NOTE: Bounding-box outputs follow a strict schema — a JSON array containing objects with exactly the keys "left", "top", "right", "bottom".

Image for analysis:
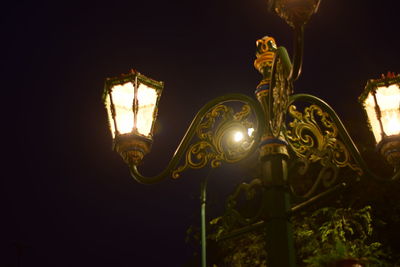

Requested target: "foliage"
[
  {"left": 214, "top": 232, "right": 267, "bottom": 267},
  {"left": 207, "top": 217, "right": 267, "bottom": 266},
  {"left": 293, "top": 206, "right": 390, "bottom": 266},
  {"left": 206, "top": 205, "right": 393, "bottom": 266},
  {"left": 188, "top": 161, "right": 400, "bottom": 266}
]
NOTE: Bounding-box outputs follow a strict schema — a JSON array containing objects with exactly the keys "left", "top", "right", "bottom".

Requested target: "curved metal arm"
[
  {"left": 130, "top": 93, "right": 266, "bottom": 184},
  {"left": 289, "top": 26, "right": 304, "bottom": 82},
  {"left": 287, "top": 93, "right": 400, "bottom": 183}
]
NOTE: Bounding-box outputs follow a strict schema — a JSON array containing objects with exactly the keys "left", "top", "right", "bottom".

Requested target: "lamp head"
[
  {"left": 103, "top": 69, "right": 164, "bottom": 165},
  {"left": 360, "top": 72, "right": 400, "bottom": 166},
  {"left": 268, "top": 0, "right": 321, "bottom": 28}
]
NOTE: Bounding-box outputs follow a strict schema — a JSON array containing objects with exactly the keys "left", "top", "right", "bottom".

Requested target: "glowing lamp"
[
  {"left": 360, "top": 73, "right": 400, "bottom": 165},
  {"left": 103, "top": 69, "right": 164, "bottom": 165},
  {"left": 268, "top": 0, "right": 321, "bottom": 28}
]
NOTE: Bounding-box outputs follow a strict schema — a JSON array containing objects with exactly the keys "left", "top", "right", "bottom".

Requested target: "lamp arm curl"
[
  {"left": 130, "top": 93, "right": 266, "bottom": 184},
  {"left": 287, "top": 93, "right": 400, "bottom": 183},
  {"left": 289, "top": 26, "right": 304, "bottom": 82}
]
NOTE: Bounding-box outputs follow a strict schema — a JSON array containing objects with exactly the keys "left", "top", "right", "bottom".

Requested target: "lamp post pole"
[
  {"left": 200, "top": 176, "right": 208, "bottom": 267},
  {"left": 261, "top": 151, "right": 296, "bottom": 267},
  {"left": 254, "top": 31, "right": 298, "bottom": 266}
]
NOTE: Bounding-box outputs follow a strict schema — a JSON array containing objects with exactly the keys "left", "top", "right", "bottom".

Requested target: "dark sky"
[{"left": 2, "top": 1, "right": 400, "bottom": 266}]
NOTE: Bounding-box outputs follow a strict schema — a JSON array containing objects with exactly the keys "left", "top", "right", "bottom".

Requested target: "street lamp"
[
  {"left": 103, "top": 69, "right": 164, "bottom": 166},
  {"left": 102, "top": 1, "right": 399, "bottom": 267},
  {"left": 360, "top": 73, "right": 400, "bottom": 166},
  {"left": 268, "top": 0, "right": 321, "bottom": 28}
]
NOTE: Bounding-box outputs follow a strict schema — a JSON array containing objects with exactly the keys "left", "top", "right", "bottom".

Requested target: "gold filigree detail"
[
  {"left": 269, "top": 55, "right": 292, "bottom": 137},
  {"left": 286, "top": 104, "right": 362, "bottom": 175},
  {"left": 255, "top": 89, "right": 269, "bottom": 99},
  {"left": 380, "top": 140, "right": 400, "bottom": 166},
  {"left": 114, "top": 135, "right": 151, "bottom": 166},
  {"left": 254, "top": 36, "right": 277, "bottom": 89},
  {"left": 254, "top": 52, "right": 275, "bottom": 73},
  {"left": 259, "top": 142, "right": 289, "bottom": 158},
  {"left": 254, "top": 37, "right": 277, "bottom": 72},
  {"left": 172, "top": 104, "right": 256, "bottom": 178}
]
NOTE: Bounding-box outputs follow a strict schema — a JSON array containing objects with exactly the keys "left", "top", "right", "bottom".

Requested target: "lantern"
[
  {"left": 268, "top": 0, "right": 321, "bottom": 28},
  {"left": 103, "top": 69, "right": 164, "bottom": 165},
  {"left": 360, "top": 73, "right": 400, "bottom": 165}
]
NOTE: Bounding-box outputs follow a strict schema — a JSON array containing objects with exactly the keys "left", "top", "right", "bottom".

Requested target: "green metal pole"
[
  {"left": 254, "top": 34, "right": 297, "bottom": 267},
  {"left": 260, "top": 150, "right": 296, "bottom": 267},
  {"left": 200, "top": 176, "right": 208, "bottom": 267}
]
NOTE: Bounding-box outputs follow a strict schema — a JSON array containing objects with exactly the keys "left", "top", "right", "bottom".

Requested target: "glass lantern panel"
[
  {"left": 105, "top": 94, "right": 116, "bottom": 138},
  {"left": 110, "top": 82, "right": 135, "bottom": 135},
  {"left": 364, "top": 92, "right": 383, "bottom": 143},
  {"left": 136, "top": 83, "right": 158, "bottom": 137},
  {"left": 376, "top": 83, "right": 400, "bottom": 137}
]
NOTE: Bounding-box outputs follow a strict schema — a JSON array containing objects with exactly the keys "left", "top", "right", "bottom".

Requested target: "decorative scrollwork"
[
  {"left": 219, "top": 178, "right": 265, "bottom": 230},
  {"left": 285, "top": 102, "right": 363, "bottom": 198},
  {"left": 128, "top": 93, "right": 264, "bottom": 184},
  {"left": 270, "top": 53, "right": 292, "bottom": 137},
  {"left": 172, "top": 103, "right": 257, "bottom": 178}
]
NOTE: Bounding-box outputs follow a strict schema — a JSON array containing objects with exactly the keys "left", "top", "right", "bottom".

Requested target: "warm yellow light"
[
  {"left": 384, "top": 110, "right": 400, "bottom": 135},
  {"left": 233, "top": 131, "right": 244, "bottom": 142},
  {"left": 365, "top": 84, "right": 400, "bottom": 143},
  {"left": 110, "top": 82, "right": 135, "bottom": 135},
  {"left": 377, "top": 84, "right": 400, "bottom": 136},
  {"left": 232, "top": 128, "right": 254, "bottom": 143},
  {"left": 105, "top": 94, "right": 116, "bottom": 137},
  {"left": 136, "top": 83, "right": 158, "bottom": 137},
  {"left": 365, "top": 93, "right": 382, "bottom": 143},
  {"left": 248, "top": 128, "right": 255, "bottom": 137}
]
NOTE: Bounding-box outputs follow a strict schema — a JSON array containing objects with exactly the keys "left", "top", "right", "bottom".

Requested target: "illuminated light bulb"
[
  {"left": 233, "top": 131, "right": 245, "bottom": 143},
  {"left": 248, "top": 128, "right": 255, "bottom": 137},
  {"left": 110, "top": 82, "right": 135, "bottom": 135},
  {"left": 383, "top": 110, "right": 400, "bottom": 136},
  {"left": 364, "top": 83, "right": 400, "bottom": 143},
  {"left": 136, "top": 83, "right": 158, "bottom": 136}
]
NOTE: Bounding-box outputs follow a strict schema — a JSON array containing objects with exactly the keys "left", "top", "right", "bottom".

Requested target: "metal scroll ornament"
[
  {"left": 223, "top": 178, "right": 265, "bottom": 227},
  {"left": 270, "top": 53, "right": 292, "bottom": 137},
  {"left": 284, "top": 103, "right": 363, "bottom": 197},
  {"left": 172, "top": 104, "right": 256, "bottom": 178}
]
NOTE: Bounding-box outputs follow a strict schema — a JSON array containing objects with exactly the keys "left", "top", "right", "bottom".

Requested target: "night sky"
[{"left": 2, "top": 1, "right": 400, "bottom": 266}]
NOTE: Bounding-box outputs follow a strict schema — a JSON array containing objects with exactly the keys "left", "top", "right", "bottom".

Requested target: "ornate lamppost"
[{"left": 103, "top": 1, "right": 400, "bottom": 266}]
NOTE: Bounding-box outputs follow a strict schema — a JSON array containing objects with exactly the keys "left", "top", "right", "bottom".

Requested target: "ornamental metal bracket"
[
  {"left": 284, "top": 93, "right": 400, "bottom": 199},
  {"left": 129, "top": 93, "right": 266, "bottom": 184},
  {"left": 172, "top": 103, "right": 256, "bottom": 178}
]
